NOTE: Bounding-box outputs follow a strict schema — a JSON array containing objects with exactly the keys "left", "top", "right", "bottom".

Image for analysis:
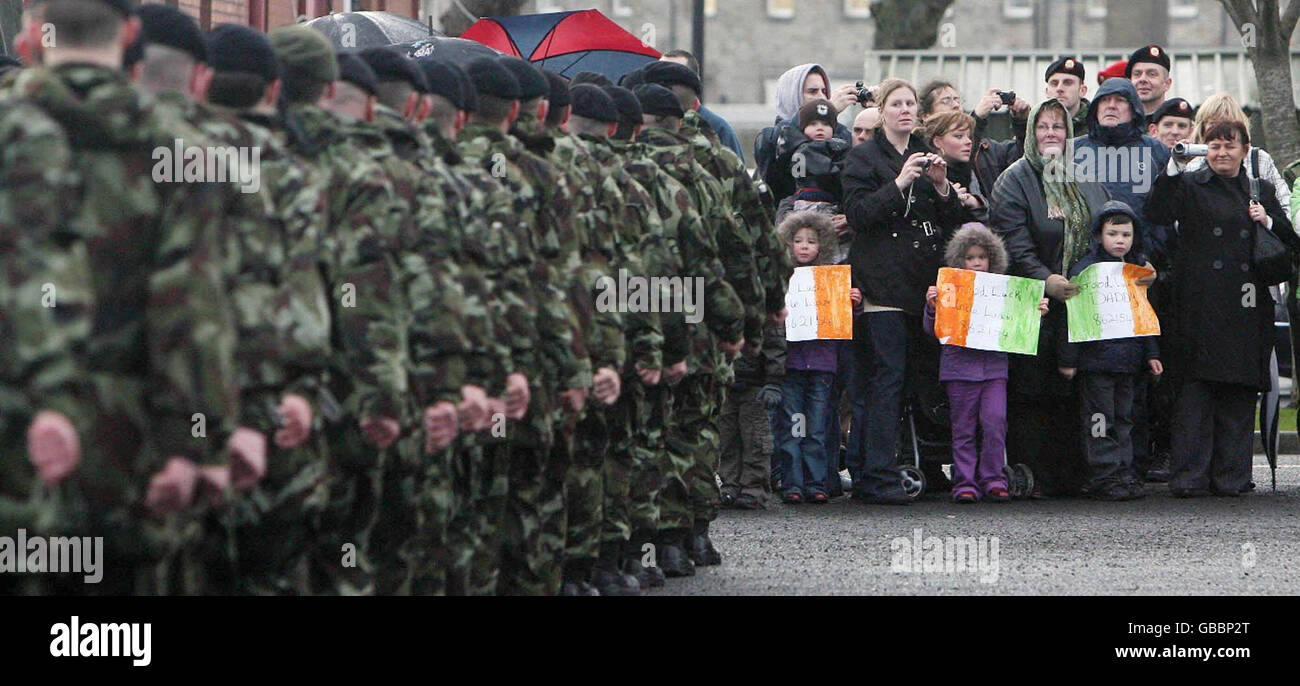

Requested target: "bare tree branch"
[{"left": 1282, "top": 0, "right": 1300, "bottom": 38}]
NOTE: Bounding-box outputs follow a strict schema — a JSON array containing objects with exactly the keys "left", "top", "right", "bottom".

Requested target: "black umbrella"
[
  {"left": 1260, "top": 348, "right": 1281, "bottom": 492},
  {"left": 402, "top": 37, "right": 501, "bottom": 67},
  {"left": 303, "top": 11, "right": 439, "bottom": 50}
]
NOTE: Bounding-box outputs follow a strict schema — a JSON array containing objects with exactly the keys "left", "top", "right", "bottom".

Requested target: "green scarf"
[{"left": 1024, "top": 99, "right": 1093, "bottom": 271}]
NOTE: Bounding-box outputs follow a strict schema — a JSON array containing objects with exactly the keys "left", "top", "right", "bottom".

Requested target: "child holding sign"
[
  {"left": 925, "top": 224, "right": 1049, "bottom": 503},
  {"left": 1058, "top": 201, "right": 1163, "bottom": 501},
  {"left": 775, "top": 212, "right": 859, "bottom": 504}
]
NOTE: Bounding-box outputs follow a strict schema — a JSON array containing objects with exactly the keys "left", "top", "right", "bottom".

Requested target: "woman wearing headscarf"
[{"left": 988, "top": 98, "right": 1110, "bottom": 497}]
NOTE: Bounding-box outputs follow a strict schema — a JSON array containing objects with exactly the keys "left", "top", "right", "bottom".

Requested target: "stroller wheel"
[
  {"left": 1005, "top": 463, "right": 1034, "bottom": 499},
  {"left": 899, "top": 466, "right": 926, "bottom": 500}
]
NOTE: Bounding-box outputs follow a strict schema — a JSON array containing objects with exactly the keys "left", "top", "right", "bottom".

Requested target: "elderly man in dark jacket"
[{"left": 1147, "top": 120, "right": 1300, "bottom": 497}]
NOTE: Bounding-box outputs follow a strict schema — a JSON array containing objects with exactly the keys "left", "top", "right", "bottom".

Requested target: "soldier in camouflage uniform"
[
  {"left": 634, "top": 83, "right": 748, "bottom": 576},
  {"left": 347, "top": 48, "right": 509, "bottom": 596},
  {"left": 270, "top": 26, "right": 414, "bottom": 595},
  {"left": 459, "top": 57, "right": 597, "bottom": 595},
  {"left": 200, "top": 23, "right": 338, "bottom": 595},
  {"left": 642, "top": 64, "right": 792, "bottom": 566},
  {"left": 4, "top": 0, "right": 254, "bottom": 595}
]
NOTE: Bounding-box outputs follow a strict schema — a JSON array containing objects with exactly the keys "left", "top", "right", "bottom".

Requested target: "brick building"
[{"left": 139, "top": 0, "right": 423, "bottom": 31}]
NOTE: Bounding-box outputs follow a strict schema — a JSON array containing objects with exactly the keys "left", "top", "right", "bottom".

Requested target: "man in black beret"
[
  {"left": 359, "top": 47, "right": 429, "bottom": 123},
  {"left": 572, "top": 70, "right": 613, "bottom": 87},
  {"left": 642, "top": 59, "right": 702, "bottom": 98},
  {"left": 635, "top": 83, "right": 685, "bottom": 122},
  {"left": 1126, "top": 44, "right": 1173, "bottom": 122},
  {"left": 542, "top": 69, "right": 571, "bottom": 130},
  {"left": 497, "top": 56, "right": 553, "bottom": 145},
  {"left": 1146, "top": 97, "right": 1194, "bottom": 150},
  {"left": 1045, "top": 56, "right": 1089, "bottom": 132},
  {"left": 603, "top": 84, "right": 642, "bottom": 141}
]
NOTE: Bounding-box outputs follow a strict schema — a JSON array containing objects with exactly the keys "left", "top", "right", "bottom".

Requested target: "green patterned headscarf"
[{"left": 1024, "top": 99, "right": 1093, "bottom": 271}]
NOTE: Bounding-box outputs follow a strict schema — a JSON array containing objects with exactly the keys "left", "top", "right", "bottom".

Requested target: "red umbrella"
[{"left": 461, "top": 9, "right": 661, "bottom": 82}]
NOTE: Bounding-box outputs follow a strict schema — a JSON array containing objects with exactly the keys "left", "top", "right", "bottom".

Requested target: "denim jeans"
[
  {"left": 822, "top": 341, "right": 854, "bottom": 494},
  {"left": 777, "top": 370, "right": 835, "bottom": 496},
  {"left": 847, "top": 310, "right": 911, "bottom": 499}
]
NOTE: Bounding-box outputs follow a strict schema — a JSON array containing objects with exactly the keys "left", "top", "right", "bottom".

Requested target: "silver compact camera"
[{"left": 1173, "top": 142, "right": 1208, "bottom": 157}]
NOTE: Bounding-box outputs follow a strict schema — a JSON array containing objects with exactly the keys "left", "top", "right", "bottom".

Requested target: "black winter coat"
[
  {"left": 841, "top": 131, "right": 966, "bottom": 315},
  {"left": 1146, "top": 164, "right": 1300, "bottom": 390}
]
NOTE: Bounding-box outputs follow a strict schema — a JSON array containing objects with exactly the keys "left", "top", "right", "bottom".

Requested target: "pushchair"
[{"left": 894, "top": 386, "right": 1035, "bottom": 501}]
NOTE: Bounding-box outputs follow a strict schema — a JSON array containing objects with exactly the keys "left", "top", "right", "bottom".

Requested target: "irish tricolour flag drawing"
[
  {"left": 1066, "top": 262, "right": 1160, "bottom": 343},
  {"left": 933, "top": 268, "right": 1045, "bottom": 355},
  {"left": 784, "top": 265, "right": 853, "bottom": 342}
]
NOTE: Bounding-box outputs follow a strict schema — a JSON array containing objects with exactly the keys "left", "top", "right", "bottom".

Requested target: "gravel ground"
[{"left": 649, "top": 457, "right": 1300, "bottom": 595}]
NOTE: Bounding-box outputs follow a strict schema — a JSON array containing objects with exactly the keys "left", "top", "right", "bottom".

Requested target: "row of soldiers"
[{"left": 0, "top": 0, "right": 790, "bottom": 596}]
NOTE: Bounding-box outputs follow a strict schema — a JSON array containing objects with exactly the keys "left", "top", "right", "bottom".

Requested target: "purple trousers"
[{"left": 946, "top": 379, "right": 1009, "bottom": 496}]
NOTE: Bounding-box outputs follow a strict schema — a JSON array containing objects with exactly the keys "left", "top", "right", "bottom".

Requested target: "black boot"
[
  {"left": 654, "top": 529, "right": 695, "bottom": 578},
  {"left": 561, "top": 559, "right": 600, "bottom": 596},
  {"left": 689, "top": 520, "right": 722, "bottom": 566},
  {"left": 592, "top": 541, "right": 641, "bottom": 596}
]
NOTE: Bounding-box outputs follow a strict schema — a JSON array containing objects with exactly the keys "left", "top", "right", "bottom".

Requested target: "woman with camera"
[
  {"left": 1148, "top": 120, "right": 1299, "bottom": 497},
  {"left": 988, "top": 98, "right": 1111, "bottom": 498},
  {"left": 841, "top": 78, "right": 967, "bottom": 504}
]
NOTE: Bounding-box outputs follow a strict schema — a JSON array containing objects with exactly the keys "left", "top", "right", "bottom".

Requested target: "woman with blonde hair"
[{"left": 1186, "top": 92, "right": 1289, "bottom": 208}]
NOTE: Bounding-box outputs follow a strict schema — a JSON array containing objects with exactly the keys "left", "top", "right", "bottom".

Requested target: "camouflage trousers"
[
  {"left": 497, "top": 411, "right": 556, "bottom": 596},
  {"left": 535, "top": 416, "right": 577, "bottom": 594},
  {"left": 718, "top": 385, "right": 774, "bottom": 503},
  {"left": 447, "top": 439, "right": 508, "bottom": 596},
  {"left": 311, "top": 423, "right": 387, "bottom": 595},
  {"left": 614, "top": 380, "right": 669, "bottom": 542},
  {"left": 659, "top": 373, "right": 722, "bottom": 531},
  {"left": 565, "top": 404, "right": 611, "bottom": 571}
]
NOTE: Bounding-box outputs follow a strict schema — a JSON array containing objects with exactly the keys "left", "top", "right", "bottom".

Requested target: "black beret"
[
  {"left": 83, "top": 0, "right": 134, "bottom": 17},
  {"left": 619, "top": 68, "right": 646, "bottom": 89},
  {"left": 466, "top": 57, "right": 521, "bottom": 100},
  {"left": 642, "top": 60, "right": 701, "bottom": 95},
  {"left": 634, "top": 84, "right": 684, "bottom": 119},
  {"left": 453, "top": 64, "right": 478, "bottom": 112},
  {"left": 497, "top": 56, "right": 548, "bottom": 100},
  {"left": 336, "top": 52, "right": 378, "bottom": 96},
  {"left": 137, "top": 3, "right": 207, "bottom": 62},
  {"left": 1044, "top": 56, "right": 1085, "bottom": 82},
  {"left": 1150, "top": 97, "right": 1194, "bottom": 124},
  {"left": 207, "top": 24, "right": 278, "bottom": 82},
  {"left": 543, "top": 70, "right": 570, "bottom": 108},
  {"left": 360, "top": 47, "right": 428, "bottom": 93},
  {"left": 569, "top": 84, "right": 618, "bottom": 123},
  {"left": 419, "top": 59, "right": 467, "bottom": 110},
  {"left": 572, "top": 71, "right": 613, "bottom": 87},
  {"left": 603, "top": 85, "right": 642, "bottom": 126},
  {"left": 1125, "top": 45, "right": 1171, "bottom": 77}
]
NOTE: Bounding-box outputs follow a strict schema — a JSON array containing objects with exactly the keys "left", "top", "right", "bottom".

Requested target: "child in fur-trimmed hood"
[
  {"left": 924, "top": 223, "right": 1049, "bottom": 502},
  {"left": 772, "top": 212, "right": 857, "bottom": 503}
]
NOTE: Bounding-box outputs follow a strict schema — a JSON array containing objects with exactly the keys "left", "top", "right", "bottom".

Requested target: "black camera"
[
  {"left": 997, "top": 90, "right": 1016, "bottom": 106},
  {"left": 919, "top": 157, "right": 933, "bottom": 171},
  {"left": 855, "top": 81, "right": 874, "bottom": 106}
]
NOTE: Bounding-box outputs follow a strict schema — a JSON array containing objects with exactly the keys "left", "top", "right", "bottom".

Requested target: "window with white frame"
[
  {"left": 705, "top": 0, "right": 717, "bottom": 17},
  {"left": 611, "top": 0, "right": 633, "bottom": 18},
  {"left": 1169, "top": 0, "right": 1198, "bottom": 19},
  {"left": 768, "top": 0, "right": 794, "bottom": 20},
  {"left": 1003, "top": 0, "right": 1033, "bottom": 20}
]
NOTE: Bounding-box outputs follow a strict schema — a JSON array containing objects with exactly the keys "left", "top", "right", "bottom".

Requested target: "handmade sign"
[
  {"left": 1066, "top": 262, "right": 1160, "bottom": 343},
  {"left": 784, "top": 265, "right": 853, "bottom": 341},
  {"left": 933, "top": 267, "right": 1045, "bottom": 355}
]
